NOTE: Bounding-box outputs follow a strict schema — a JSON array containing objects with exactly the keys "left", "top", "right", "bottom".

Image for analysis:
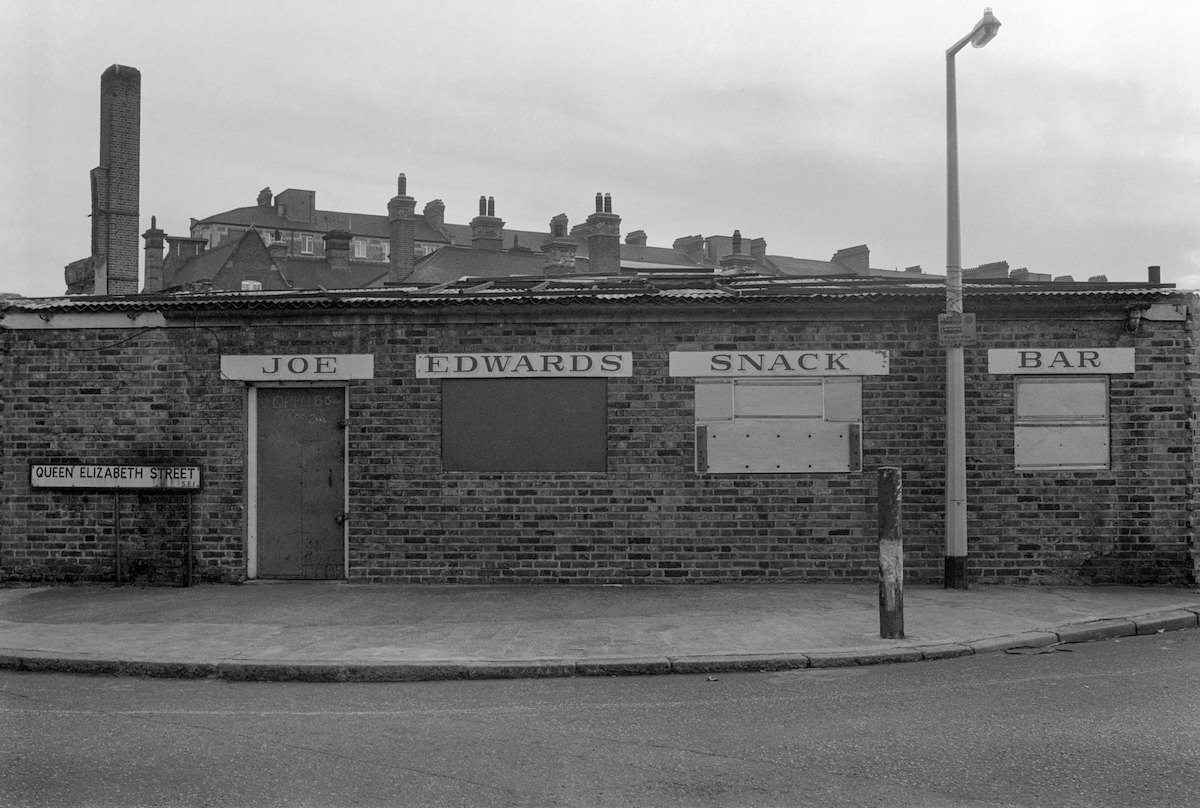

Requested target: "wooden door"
[{"left": 256, "top": 387, "right": 345, "bottom": 578}]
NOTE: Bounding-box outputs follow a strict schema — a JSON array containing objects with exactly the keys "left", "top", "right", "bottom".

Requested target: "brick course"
[{"left": 2, "top": 294, "right": 1196, "bottom": 586}]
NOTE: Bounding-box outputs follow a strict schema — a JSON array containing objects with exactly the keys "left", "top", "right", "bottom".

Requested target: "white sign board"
[
  {"left": 987, "top": 348, "right": 1135, "bottom": 374},
  {"left": 669, "top": 350, "right": 890, "bottom": 377},
  {"left": 416, "top": 352, "right": 633, "bottom": 378},
  {"left": 30, "top": 465, "right": 201, "bottom": 490},
  {"left": 221, "top": 354, "right": 374, "bottom": 381}
]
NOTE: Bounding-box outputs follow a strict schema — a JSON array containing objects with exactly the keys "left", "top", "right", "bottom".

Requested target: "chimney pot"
[
  {"left": 479, "top": 196, "right": 487, "bottom": 216},
  {"left": 397, "top": 173, "right": 406, "bottom": 195},
  {"left": 1148, "top": 265, "right": 1161, "bottom": 284}
]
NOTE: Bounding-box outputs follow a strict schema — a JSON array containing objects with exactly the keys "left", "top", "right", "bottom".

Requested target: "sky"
[{"left": 2, "top": 0, "right": 1197, "bottom": 297}]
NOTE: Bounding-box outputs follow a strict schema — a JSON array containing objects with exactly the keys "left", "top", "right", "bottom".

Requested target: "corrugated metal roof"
[{"left": 2, "top": 274, "right": 1180, "bottom": 316}]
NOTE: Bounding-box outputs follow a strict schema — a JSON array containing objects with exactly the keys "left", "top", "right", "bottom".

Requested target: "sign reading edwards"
[
  {"left": 669, "top": 350, "right": 890, "bottom": 377},
  {"left": 988, "top": 348, "right": 1135, "bottom": 374},
  {"left": 416, "top": 352, "right": 633, "bottom": 378},
  {"left": 31, "top": 465, "right": 201, "bottom": 490},
  {"left": 221, "top": 354, "right": 375, "bottom": 381}
]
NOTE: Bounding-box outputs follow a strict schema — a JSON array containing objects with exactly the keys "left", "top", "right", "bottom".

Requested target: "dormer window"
[{"left": 301, "top": 234, "right": 314, "bottom": 255}]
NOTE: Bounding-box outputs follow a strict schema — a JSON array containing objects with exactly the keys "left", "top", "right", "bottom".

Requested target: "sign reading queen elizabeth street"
[{"left": 31, "top": 465, "right": 200, "bottom": 490}]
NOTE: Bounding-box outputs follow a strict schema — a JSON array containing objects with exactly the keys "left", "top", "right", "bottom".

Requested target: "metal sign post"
[{"left": 30, "top": 465, "right": 201, "bottom": 587}]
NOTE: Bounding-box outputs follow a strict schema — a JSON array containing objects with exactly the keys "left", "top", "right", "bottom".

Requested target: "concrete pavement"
[{"left": 1, "top": 582, "right": 1197, "bottom": 682}]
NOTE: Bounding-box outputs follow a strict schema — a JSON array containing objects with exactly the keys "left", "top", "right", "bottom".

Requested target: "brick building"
[
  {"left": 3, "top": 273, "right": 1196, "bottom": 587},
  {"left": 149, "top": 179, "right": 899, "bottom": 293}
]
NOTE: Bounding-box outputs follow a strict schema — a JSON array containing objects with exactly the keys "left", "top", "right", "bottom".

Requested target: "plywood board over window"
[
  {"left": 442, "top": 378, "right": 607, "bottom": 471},
  {"left": 694, "top": 378, "right": 862, "bottom": 473},
  {"left": 1014, "top": 376, "right": 1109, "bottom": 471}
]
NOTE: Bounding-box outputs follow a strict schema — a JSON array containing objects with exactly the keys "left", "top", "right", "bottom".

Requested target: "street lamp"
[{"left": 944, "top": 7, "right": 1000, "bottom": 590}]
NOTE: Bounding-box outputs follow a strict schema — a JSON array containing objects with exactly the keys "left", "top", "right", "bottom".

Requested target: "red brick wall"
[{"left": 1, "top": 297, "right": 1195, "bottom": 586}]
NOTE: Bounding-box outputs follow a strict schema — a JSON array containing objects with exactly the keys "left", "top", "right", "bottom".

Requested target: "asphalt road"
[{"left": 2, "top": 629, "right": 1197, "bottom": 807}]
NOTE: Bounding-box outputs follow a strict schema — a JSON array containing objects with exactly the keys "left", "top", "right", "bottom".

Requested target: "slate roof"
[
  {"left": 763, "top": 255, "right": 851, "bottom": 277},
  {"left": 164, "top": 230, "right": 390, "bottom": 292},
  {"left": 276, "top": 258, "right": 392, "bottom": 290},
  {"left": 407, "top": 246, "right": 560, "bottom": 285},
  {"left": 168, "top": 239, "right": 241, "bottom": 286},
  {"left": 197, "top": 206, "right": 448, "bottom": 244}
]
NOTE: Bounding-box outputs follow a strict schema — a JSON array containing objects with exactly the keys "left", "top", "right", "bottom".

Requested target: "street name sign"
[{"left": 30, "top": 465, "right": 201, "bottom": 490}]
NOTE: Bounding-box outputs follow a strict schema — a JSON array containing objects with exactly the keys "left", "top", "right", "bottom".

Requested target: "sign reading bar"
[
  {"left": 669, "top": 350, "right": 890, "bottom": 377},
  {"left": 416, "top": 352, "right": 633, "bottom": 378},
  {"left": 30, "top": 465, "right": 201, "bottom": 490},
  {"left": 988, "top": 348, "right": 1135, "bottom": 374},
  {"left": 221, "top": 354, "right": 375, "bottom": 381}
]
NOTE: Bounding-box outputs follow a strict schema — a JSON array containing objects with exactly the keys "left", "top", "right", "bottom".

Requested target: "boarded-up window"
[
  {"left": 1014, "top": 376, "right": 1109, "bottom": 471},
  {"left": 695, "top": 378, "right": 862, "bottom": 473},
  {"left": 442, "top": 379, "right": 607, "bottom": 471}
]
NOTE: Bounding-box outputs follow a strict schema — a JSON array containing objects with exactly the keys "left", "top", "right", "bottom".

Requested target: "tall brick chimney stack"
[
  {"left": 142, "top": 215, "right": 165, "bottom": 292},
  {"left": 65, "top": 65, "right": 142, "bottom": 294},
  {"left": 586, "top": 193, "right": 621, "bottom": 275},
  {"left": 470, "top": 196, "right": 505, "bottom": 251},
  {"left": 387, "top": 173, "right": 416, "bottom": 282},
  {"left": 94, "top": 65, "right": 141, "bottom": 294}
]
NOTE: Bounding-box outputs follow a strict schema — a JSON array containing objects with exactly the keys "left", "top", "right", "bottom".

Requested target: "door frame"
[{"left": 245, "top": 382, "right": 349, "bottom": 579}]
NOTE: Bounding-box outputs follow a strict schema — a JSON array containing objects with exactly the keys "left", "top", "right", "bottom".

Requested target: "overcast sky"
[{"left": 2, "top": 0, "right": 1197, "bottom": 297}]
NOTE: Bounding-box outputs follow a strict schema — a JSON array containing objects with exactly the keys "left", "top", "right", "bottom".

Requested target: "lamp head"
[{"left": 971, "top": 7, "right": 1001, "bottom": 47}]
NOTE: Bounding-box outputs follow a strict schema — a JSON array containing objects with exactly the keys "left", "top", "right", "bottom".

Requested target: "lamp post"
[{"left": 944, "top": 7, "right": 1000, "bottom": 589}]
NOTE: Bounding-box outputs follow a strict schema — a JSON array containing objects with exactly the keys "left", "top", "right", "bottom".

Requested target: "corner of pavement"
[{"left": 0, "top": 583, "right": 1197, "bottom": 683}]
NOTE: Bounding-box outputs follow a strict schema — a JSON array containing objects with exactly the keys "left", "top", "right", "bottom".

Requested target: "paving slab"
[{"left": 0, "top": 582, "right": 1197, "bottom": 682}]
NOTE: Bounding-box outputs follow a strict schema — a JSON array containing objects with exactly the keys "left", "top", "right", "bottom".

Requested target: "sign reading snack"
[
  {"left": 31, "top": 465, "right": 201, "bottom": 490},
  {"left": 221, "top": 354, "right": 374, "bottom": 381},
  {"left": 417, "top": 352, "right": 633, "bottom": 378},
  {"left": 987, "top": 348, "right": 1135, "bottom": 374},
  {"left": 669, "top": 350, "right": 889, "bottom": 377}
]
